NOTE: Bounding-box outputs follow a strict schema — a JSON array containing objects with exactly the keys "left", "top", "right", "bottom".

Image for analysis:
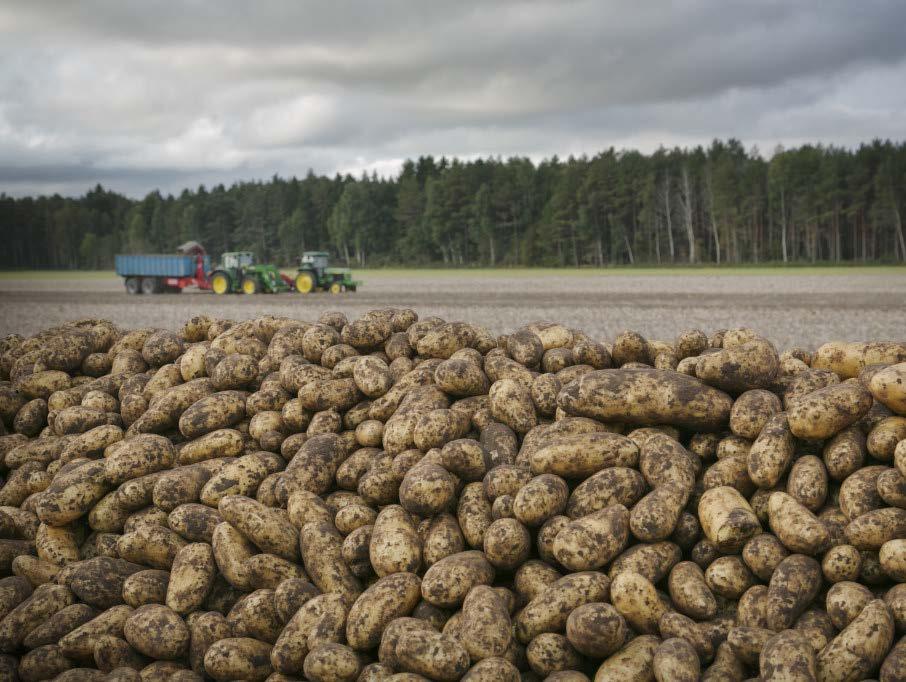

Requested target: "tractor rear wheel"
[
  {"left": 241, "top": 276, "right": 259, "bottom": 295},
  {"left": 295, "top": 272, "right": 315, "bottom": 294},
  {"left": 140, "top": 277, "right": 160, "bottom": 295},
  {"left": 211, "top": 272, "right": 231, "bottom": 295},
  {"left": 329, "top": 282, "right": 343, "bottom": 294},
  {"left": 125, "top": 278, "right": 140, "bottom": 295}
]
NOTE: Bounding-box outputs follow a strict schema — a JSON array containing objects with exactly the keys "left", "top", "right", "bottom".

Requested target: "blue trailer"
[{"left": 115, "top": 252, "right": 212, "bottom": 294}]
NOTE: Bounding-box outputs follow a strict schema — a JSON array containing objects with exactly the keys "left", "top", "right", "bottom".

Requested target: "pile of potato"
[{"left": 0, "top": 311, "right": 905, "bottom": 682}]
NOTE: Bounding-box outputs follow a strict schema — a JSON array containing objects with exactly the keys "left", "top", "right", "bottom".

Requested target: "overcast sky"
[{"left": 1, "top": 1, "right": 905, "bottom": 198}]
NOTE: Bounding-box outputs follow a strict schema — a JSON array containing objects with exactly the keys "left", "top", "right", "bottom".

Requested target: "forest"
[{"left": 1, "top": 139, "right": 904, "bottom": 269}]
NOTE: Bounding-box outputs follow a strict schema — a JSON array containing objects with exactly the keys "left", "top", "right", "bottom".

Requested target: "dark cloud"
[{"left": 1, "top": 1, "right": 905, "bottom": 197}]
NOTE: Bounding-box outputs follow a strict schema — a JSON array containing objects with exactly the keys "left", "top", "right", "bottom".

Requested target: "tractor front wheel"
[
  {"left": 241, "top": 276, "right": 259, "bottom": 295},
  {"left": 329, "top": 282, "right": 343, "bottom": 294},
  {"left": 295, "top": 272, "right": 315, "bottom": 294},
  {"left": 211, "top": 272, "right": 231, "bottom": 295}
]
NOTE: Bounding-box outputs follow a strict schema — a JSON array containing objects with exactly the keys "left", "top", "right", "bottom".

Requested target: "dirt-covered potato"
[
  {"left": 787, "top": 382, "right": 873, "bottom": 439},
  {"left": 559, "top": 368, "right": 733, "bottom": 430}
]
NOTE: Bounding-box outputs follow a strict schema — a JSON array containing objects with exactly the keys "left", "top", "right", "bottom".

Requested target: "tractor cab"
[
  {"left": 300, "top": 251, "right": 330, "bottom": 277},
  {"left": 221, "top": 251, "right": 255, "bottom": 270}
]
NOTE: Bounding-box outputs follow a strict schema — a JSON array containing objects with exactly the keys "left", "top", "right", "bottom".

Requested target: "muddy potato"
[
  {"left": 299, "top": 522, "right": 361, "bottom": 602},
  {"left": 559, "top": 368, "right": 733, "bottom": 431},
  {"left": 846, "top": 507, "right": 906, "bottom": 550},
  {"left": 609, "top": 541, "right": 682, "bottom": 585},
  {"left": 767, "top": 492, "right": 829, "bottom": 555},
  {"left": 786, "top": 455, "right": 828, "bottom": 512},
  {"left": 867, "top": 416, "right": 906, "bottom": 462},
  {"left": 178, "top": 391, "right": 247, "bottom": 439},
  {"left": 343, "top": 572, "right": 422, "bottom": 652},
  {"left": 57, "top": 604, "right": 133, "bottom": 659},
  {"left": 839, "top": 465, "right": 887, "bottom": 520},
  {"left": 652, "top": 637, "right": 699, "bottom": 682},
  {"left": 705, "top": 556, "right": 756, "bottom": 601},
  {"left": 763, "top": 554, "right": 822, "bottom": 632},
  {"left": 609, "top": 570, "right": 666, "bottom": 635},
  {"left": 18, "top": 643, "right": 75, "bottom": 680},
  {"left": 868, "top": 361, "right": 906, "bottom": 414},
  {"left": 530, "top": 431, "right": 639, "bottom": 479},
  {"left": 512, "top": 474, "right": 568, "bottom": 527},
  {"left": 421, "top": 513, "right": 465, "bottom": 566},
  {"left": 739, "top": 533, "right": 789, "bottom": 583},
  {"left": 394, "top": 628, "right": 470, "bottom": 681},
  {"left": 630, "top": 482, "right": 689, "bottom": 543},
  {"left": 121, "top": 570, "right": 169, "bottom": 609},
  {"left": 817, "top": 599, "right": 894, "bottom": 682},
  {"left": 787, "top": 382, "right": 873, "bottom": 440},
  {"left": 696, "top": 337, "right": 779, "bottom": 393},
  {"left": 121, "top": 603, "right": 189, "bottom": 661},
  {"left": 552, "top": 504, "right": 630, "bottom": 571},
  {"left": 593, "top": 634, "right": 659, "bottom": 682},
  {"left": 489, "top": 379, "right": 537, "bottom": 434},
  {"left": 747, "top": 412, "right": 795, "bottom": 488},
  {"left": 460, "top": 657, "right": 520, "bottom": 682},
  {"left": 526, "top": 631, "right": 581, "bottom": 676},
  {"left": 826, "top": 581, "right": 874, "bottom": 631},
  {"left": 166, "top": 503, "right": 221, "bottom": 544},
  {"left": 164, "top": 543, "right": 215, "bottom": 615},
  {"left": 698, "top": 485, "right": 761, "bottom": 553},
  {"left": 757, "top": 629, "right": 816, "bottom": 682},
  {"left": 515, "top": 571, "right": 610, "bottom": 644},
  {"left": 729, "top": 389, "right": 782, "bottom": 439},
  {"left": 455, "top": 584, "right": 512, "bottom": 661},
  {"left": 565, "top": 602, "right": 627, "bottom": 659},
  {"left": 668, "top": 561, "right": 717, "bottom": 620},
  {"left": 204, "top": 636, "right": 273, "bottom": 681}
]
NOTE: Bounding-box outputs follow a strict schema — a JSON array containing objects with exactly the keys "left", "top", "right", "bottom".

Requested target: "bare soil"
[{"left": 1, "top": 271, "right": 904, "bottom": 349}]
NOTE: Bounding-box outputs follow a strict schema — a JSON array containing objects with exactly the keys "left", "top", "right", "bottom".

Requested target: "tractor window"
[{"left": 237, "top": 253, "right": 254, "bottom": 267}]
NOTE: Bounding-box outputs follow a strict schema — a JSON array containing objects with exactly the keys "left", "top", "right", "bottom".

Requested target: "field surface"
[{"left": 1, "top": 268, "right": 904, "bottom": 349}]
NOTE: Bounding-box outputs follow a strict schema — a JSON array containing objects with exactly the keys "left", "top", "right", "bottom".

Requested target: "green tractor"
[
  {"left": 294, "top": 251, "right": 361, "bottom": 294},
  {"left": 209, "top": 251, "right": 292, "bottom": 295}
]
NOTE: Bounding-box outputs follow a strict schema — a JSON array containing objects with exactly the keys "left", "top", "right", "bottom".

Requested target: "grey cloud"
[{"left": 1, "top": 1, "right": 905, "bottom": 197}]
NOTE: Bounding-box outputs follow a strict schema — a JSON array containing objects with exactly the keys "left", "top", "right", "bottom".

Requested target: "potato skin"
[{"left": 593, "top": 634, "right": 659, "bottom": 682}]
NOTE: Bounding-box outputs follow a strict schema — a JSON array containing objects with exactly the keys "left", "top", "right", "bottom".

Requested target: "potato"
[
  {"left": 846, "top": 507, "right": 906, "bottom": 550},
  {"left": 817, "top": 599, "right": 894, "bottom": 682},
  {"left": 299, "top": 522, "right": 361, "bottom": 603},
  {"left": 630, "top": 482, "right": 689, "bottom": 542},
  {"left": 489, "top": 379, "right": 537, "bottom": 434},
  {"left": 730, "top": 389, "right": 782, "bottom": 439},
  {"left": 868, "top": 362, "right": 906, "bottom": 414},
  {"left": 394, "top": 629, "right": 470, "bottom": 681},
  {"left": 346, "top": 572, "right": 421, "bottom": 650},
  {"left": 559, "top": 368, "right": 733, "bottom": 431},
  {"left": 788, "top": 382, "right": 873, "bottom": 440},
  {"left": 767, "top": 492, "right": 829, "bottom": 555},
  {"left": 22, "top": 602, "right": 96, "bottom": 649},
  {"left": 204, "top": 637, "right": 273, "bottom": 681},
  {"left": 0, "top": 582, "right": 75, "bottom": 652},
  {"left": 552, "top": 505, "right": 629, "bottom": 571},
  {"left": 758, "top": 629, "right": 816, "bottom": 682},
  {"left": 593, "top": 634, "right": 659, "bottom": 682},
  {"left": 179, "top": 391, "right": 246, "bottom": 439},
  {"left": 58, "top": 604, "right": 133, "bottom": 659},
  {"left": 765, "top": 554, "right": 822, "bottom": 631},
  {"left": 696, "top": 337, "right": 779, "bottom": 393},
  {"left": 698, "top": 485, "right": 761, "bottom": 553},
  {"left": 565, "top": 602, "right": 626, "bottom": 659},
  {"left": 123, "top": 604, "right": 189, "bottom": 660},
  {"left": 813, "top": 341, "right": 906, "bottom": 379},
  {"left": 533, "top": 432, "right": 639, "bottom": 480},
  {"left": 653, "top": 637, "right": 699, "bottom": 682}
]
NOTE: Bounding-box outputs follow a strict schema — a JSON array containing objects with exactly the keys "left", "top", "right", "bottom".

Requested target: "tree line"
[{"left": 1, "top": 139, "right": 905, "bottom": 270}]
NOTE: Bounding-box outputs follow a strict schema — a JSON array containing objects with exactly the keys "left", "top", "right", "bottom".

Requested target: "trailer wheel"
[
  {"left": 125, "top": 278, "right": 141, "bottom": 295},
  {"left": 140, "top": 277, "right": 160, "bottom": 295}
]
